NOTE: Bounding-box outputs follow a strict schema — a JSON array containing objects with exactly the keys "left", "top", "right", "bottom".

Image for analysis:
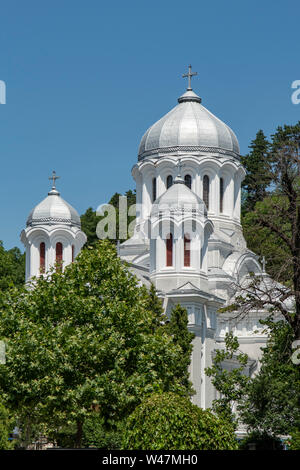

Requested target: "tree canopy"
[
  {"left": 0, "top": 240, "right": 190, "bottom": 447},
  {"left": 122, "top": 392, "right": 238, "bottom": 450},
  {"left": 0, "top": 241, "right": 25, "bottom": 291},
  {"left": 80, "top": 189, "right": 136, "bottom": 246}
]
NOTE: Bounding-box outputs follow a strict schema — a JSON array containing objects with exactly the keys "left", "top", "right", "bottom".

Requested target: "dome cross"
[
  {"left": 182, "top": 65, "right": 197, "bottom": 91},
  {"left": 49, "top": 170, "right": 60, "bottom": 189}
]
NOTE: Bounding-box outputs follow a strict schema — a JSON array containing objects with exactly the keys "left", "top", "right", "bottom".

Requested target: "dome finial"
[
  {"left": 174, "top": 159, "right": 185, "bottom": 184},
  {"left": 182, "top": 64, "right": 197, "bottom": 91},
  {"left": 48, "top": 170, "right": 60, "bottom": 195}
]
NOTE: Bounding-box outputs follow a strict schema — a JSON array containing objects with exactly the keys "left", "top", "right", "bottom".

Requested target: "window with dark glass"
[
  {"left": 72, "top": 245, "right": 75, "bottom": 263},
  {"left": 184, "top": 234, "right": 191, "bottom": 267},
  {"left": 40, "top": 242, "right": 45, "bottom": 274},
  {"left": 56, "top": 242, "right": 63, "bottom": 272},
  {"left": 203, "top": 175, "right": 210, "bottom": 210},
  {"left": 152, "top": 177, "right": 157, "bottom": 202},
  {"left": 166, "top": 175, "right": 173, "bottom": 189},
  {"left": 184, "top": 174, "right": 192, "bottom": 189},
  {"left": 220, "top": 177, "right": 224, "bottom": 213},
  {"left": 166, "top": 233, "right": 173, "bottom": 267}
]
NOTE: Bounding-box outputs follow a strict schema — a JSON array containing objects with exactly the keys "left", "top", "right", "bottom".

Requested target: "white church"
[{"left": 21, "top": 67, "right": 271, "bottom": 411}]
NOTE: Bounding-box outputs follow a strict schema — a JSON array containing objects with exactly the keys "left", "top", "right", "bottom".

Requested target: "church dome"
[
  {"left": 151, "top": 174, "right": 207, "bottom": 217},
  {"left": 138, "top": 88, "right": 240, "bottom": 161},
  {"left": 27, "top": 181, "right": 81, "bottom": 228}
]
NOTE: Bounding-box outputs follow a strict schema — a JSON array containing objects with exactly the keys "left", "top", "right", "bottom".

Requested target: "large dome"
[
  {"left": 138, "top": 89, "right": 240, "bottom": 160},
  {"left": 151, "top": 175, "right": 207, "bottom": 217},
  {"left": 27, "top": 187, "right": 81, "bottom": 228}
]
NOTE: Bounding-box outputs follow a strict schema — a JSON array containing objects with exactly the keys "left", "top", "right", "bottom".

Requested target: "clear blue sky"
[{"left": 0, "top": 0, "right": 299, "bottom": 249}]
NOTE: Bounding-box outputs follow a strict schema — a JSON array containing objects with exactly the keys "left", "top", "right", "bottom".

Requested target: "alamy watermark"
[
  {"left": 291, "top": 80, "right": 300, "bottom": 104},
  {"left": 0, "top": 80, "right": 6, "bottom": 104}
]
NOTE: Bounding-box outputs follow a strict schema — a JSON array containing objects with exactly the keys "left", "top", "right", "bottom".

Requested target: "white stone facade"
[
  {"left": 21, "top": 182, "right": 86, "bottom": 282},
  {"left": 120, "top": 85, "right": 269, "bottom": 408}
]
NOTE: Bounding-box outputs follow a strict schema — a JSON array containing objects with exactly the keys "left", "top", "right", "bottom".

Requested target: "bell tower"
[{"left": 21, "top": 172, "right": 87, "bottom": 282}]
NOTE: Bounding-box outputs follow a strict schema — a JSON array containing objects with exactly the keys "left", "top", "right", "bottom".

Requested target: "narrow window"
[
  {"left": 166, "top": 175, "right": 173, "bottom": 189},
  {"left": 72, "top": 245, "right": 75, "bottom": 262},
  {"left": 40, "top": 242, "right": 45, "bottom": 274},
  {"left": 220, "top": 177, "right": 224, "bottom": 213},
  {"left": 184, "top": 174, "right": 192, "bottom": 189},
  {"left": 152, "top": 177, "right": 157, "bottom": 202},
  {"left": 56, "top": 242, "right": 63, "bottom": 272},
  {"left": 203, "top": 175, "right": 210, "bottom": 210},
  {"left": 184, "top": 234, "right": 191, "bottom": 267},
  {"left": 166, "top": 233, "right": 173, "bottom": 267}
]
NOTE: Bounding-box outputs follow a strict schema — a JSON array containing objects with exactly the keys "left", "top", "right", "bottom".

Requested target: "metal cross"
[
  {"left": 261, "top": 256, "right": 266, "bottom": 273},
  {"left": 176, "top": 158, "right": 183, "bottom": 177},
  {"left": 49, "top": 170, "right": 60, "bottom": 189},
  {"left": 182, "top": 65, "right": 197, "bottom": 90}
]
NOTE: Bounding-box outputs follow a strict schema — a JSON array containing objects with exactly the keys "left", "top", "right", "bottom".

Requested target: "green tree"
[
  {"left": 80, "top": 189, "right": 136, "bottom": 247},
  {"left": 205, "top": 332, "right": 250, "bottom": 427},
  {"left": 166, "top": 305, "right": 195, "bottom": 395},
  {"left": 242, "top": 196, "right": 292, "bottom": 285},
  {"left": 241, "top": 130, "right": 271, "bottom": 213},
  {"left": 233, "top": 122, "right": 300, "bottom": 340},
  {"left": 0, "top": 241, "right": 25, "bottom": 291},
  {"left": 0, "top": 240, "right": 186, "bottom": 448},
  {"left": 238, "top": 319, "right": 300, "bottom": 436},
  {"left": 80, "top": 207, "right": 102, "bottom": 246},
  {"left": 122, "top": 392, "right": 238, "bottom": 450},
  {"left": 145, "top": 283, "right": 167, "bottom": 333},
  {"left": 0, "top": 399, "right": 15, "bottom": 449}
]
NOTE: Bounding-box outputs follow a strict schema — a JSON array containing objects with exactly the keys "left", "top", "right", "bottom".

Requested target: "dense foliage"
[
  {"left": 0, "top": 241, "right": 25, "bottom": 291},
  {"left": 239, "top": 431, "right": 284, "bottom": 451},
  {"left": 206, "top": 322, "right": 300, "bottom": 440},
  {"left": 122, "top": 392, "right": 238, "bottom": 450},
  {"left": 238, "top": 319, "right": 300, "bottom": 436},
  {"left": 0, "top": 399, "right": 15, "bottom": 449},
  {"left": 231, "top": 121, "right": 300, "bottom": 340},
  {"left": 80, "top": 189, "right": 136, "bottom": 246},
  {"left": 166, "top": 305, "right": 195, "bottom": 395},
  {"left": 205, "top": 332, "right": 250, "bottom": 426},
  {"left": 241, "top": 129, "right": 271, "bottom": 213},
  {"left": 0, "top": 241, "right": 188, "bottom": 447}
]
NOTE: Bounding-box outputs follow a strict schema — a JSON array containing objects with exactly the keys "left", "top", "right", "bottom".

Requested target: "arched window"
[
  {"left": 166, "top": 175, "right": 173, "bottom": 189},
  {"left": 166, "top": 233, "right": 173, "bottom": 267},
  {"left": 203, "top": 175, "right": 210, "bottom": 210},
  {"left": 220, "top": 177, "right": 224, "bottom": 213},
  {"left": 72, "top": 245, "right": 75, "bottom": 263},
  {"left": 184, "top": 174, "right": 192, "bottom": 189},
  {"left": 56, "top": 242, "right": 63, "bottom": 272},
  {"left": 184, "top": 234, "right": 191, "bottom": 267},
  {"left": 152, "top": 177, "right": 157, "bottom": 202},
  {"left": 40, "top": 242, "right": 45, "bottom": 274}
]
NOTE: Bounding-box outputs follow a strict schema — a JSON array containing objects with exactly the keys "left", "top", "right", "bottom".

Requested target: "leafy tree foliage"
[
  {"left": 0, "top": 240, "right": 186, "bottom": 447},
  {"left": 0, "top": 399, "right": 15, "bottom": 449},
  {"left": 288, "top": 429, "right": 300, "bottom": 450},
  {"left": 239, "top": 431, "right": 284, "bottom": 450},
  {"left": 122, "top": 392, "right": 238, "bottom": 450},
  {"left": 166, "top": 305, "right": 195, "bottom": 395},
  {"left": 0, "top": 241, "right": 25, "bottom": 291},
  {"left": 236, "top": 122, "right": 300, "bottom": 339},
  {"left": 205, "top": 332, "right": 250, "bottom": 427},
  {"left": 206, "top": 323, "right": 300, "bottom": 440},
  {"left": 80, "top": 207, "right": 102, "bottom": 246},
  {"left": 241, "top": 130, "right": 271, "bottom": 213},
  {"left": 145, "top": 283, "right": 167, "bottom": 333},
  {"left": 238, "top": 319, "right": 300, "bottom": 436},
  {"left": 242, "top": 196, "right": 292, "bottom": 285},
  {"left": 80, "top": 189, "right": 136, "bottom": 246}
]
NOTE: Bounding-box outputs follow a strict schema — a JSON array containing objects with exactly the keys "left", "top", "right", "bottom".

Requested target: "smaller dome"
[
  {"left": 151, "top": 176, "right": 207, "bottom": 217},
  {"left": 27, "top": 187, "right": 81, "bottom": 228}
]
